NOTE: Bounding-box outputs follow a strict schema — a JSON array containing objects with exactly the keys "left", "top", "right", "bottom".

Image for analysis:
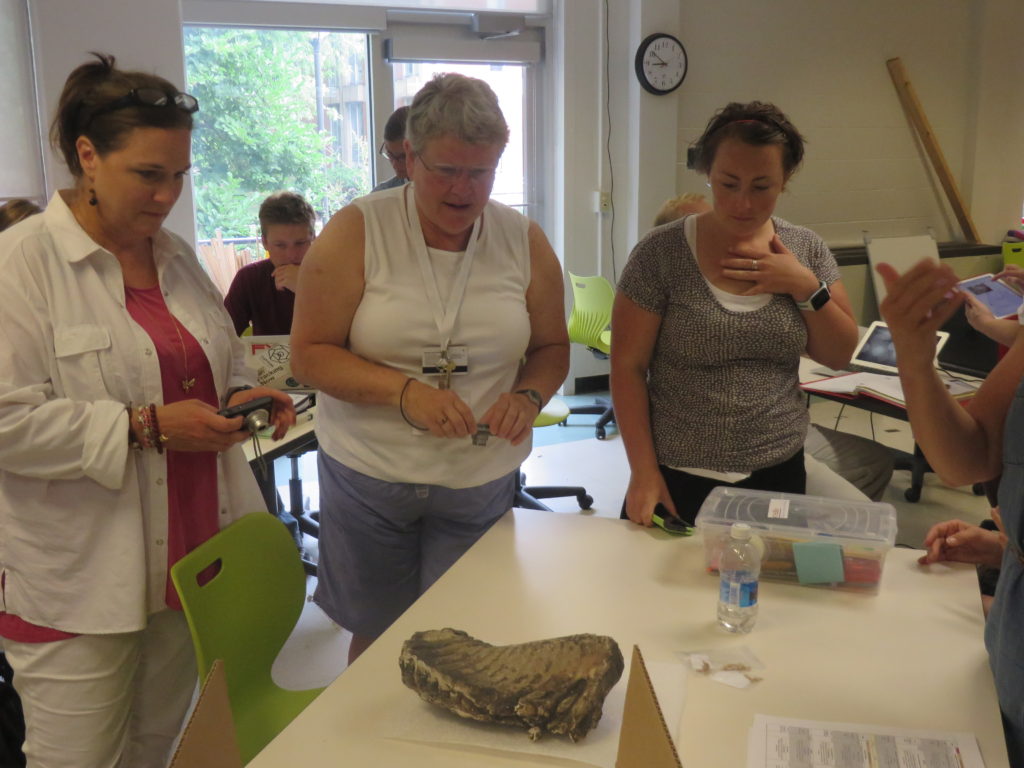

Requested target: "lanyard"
[{"left": 406, "top": 186, "right": 480, "bottom": 353}]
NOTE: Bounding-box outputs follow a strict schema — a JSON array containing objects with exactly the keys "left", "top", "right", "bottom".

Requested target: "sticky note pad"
[{"left": 792, "top": 542, "right": 845, "bottom": 585}]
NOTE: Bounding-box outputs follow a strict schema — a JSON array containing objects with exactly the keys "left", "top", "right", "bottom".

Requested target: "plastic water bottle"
[{"left": 717, "top": 523, "right": 761, "bottom": 633}]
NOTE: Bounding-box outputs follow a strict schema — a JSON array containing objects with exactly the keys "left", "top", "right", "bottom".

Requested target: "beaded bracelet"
[
  {"left": 127, "top": 405, "right": 143, "bottom": 451},
  {"left": 399, "top": 377, "right": 428, "bottom": 432},
  {"left": 148, "top": 403, "right": 167, "bottom": 454},
  {"left": 131, "top": 403, "right": 169, "bottom": 452}
]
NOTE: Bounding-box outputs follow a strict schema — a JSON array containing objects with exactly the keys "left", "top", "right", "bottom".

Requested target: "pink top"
[{"left": 0, "top": 285, "right": 220, "bottom": 641}]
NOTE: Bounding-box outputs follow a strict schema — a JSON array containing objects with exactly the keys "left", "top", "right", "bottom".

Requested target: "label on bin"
[{"left": 767, "top": 498, "right": 790, "bottom": 519}]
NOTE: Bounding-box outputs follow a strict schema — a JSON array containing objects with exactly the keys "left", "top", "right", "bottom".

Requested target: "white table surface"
[{"left": 248, "top": 508, "right": 1009, "bottom": 768}]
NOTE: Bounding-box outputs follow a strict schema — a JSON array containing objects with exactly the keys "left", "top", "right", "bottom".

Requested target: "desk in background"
[
  {"left": 798, "top": 357, "right": 988, "bottom": 502},
  {"left": 248, "top": 509, "right": 1008, "bottom": 767}
]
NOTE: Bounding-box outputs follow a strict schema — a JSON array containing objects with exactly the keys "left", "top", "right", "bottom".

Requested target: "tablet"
[
  {"left": 957, "top": 274, "right": 1023, "bottom": 319},
  {"left": 849, "top": 321, "right": 949, "bottom": 375}
]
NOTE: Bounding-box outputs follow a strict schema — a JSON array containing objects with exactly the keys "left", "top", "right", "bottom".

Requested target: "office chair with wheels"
[
  {"left": 566, "top": 272, "right": 615, "bottom": 439},
  {"left": 171, "top": 513, "right": 325, "bottom": 765},
  {"left": 516, "top": 398, "right": 594, "bottom": 511}
]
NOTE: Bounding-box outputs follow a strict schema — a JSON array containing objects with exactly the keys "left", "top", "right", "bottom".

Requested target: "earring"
[{"left": 88, "top": 188, "right": 98, "bottom": 206}]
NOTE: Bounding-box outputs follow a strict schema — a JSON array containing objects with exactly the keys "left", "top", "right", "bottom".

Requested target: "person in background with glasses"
[
  {"left": 292, "top": 73, "right": 568, "bottom": 663},
  {"left": 0, "top": 53, "right": 295, "bottom": 767},
  {"left": 372, "top": 105, "right": 410, "bottom": 192},
  {"left": 223, "top": 190, "right": 316, "bottom": 335}
]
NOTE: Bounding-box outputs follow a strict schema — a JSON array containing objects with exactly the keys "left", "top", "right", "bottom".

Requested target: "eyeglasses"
[
  {"left": 378, "top": 142, "right": 406, "bottom": 164},
  {"left": 84, "top": 88, "right": 199, "bottom": 128},
  {"left": 415, "top": 155, "right": 497, "bottom": 185}
]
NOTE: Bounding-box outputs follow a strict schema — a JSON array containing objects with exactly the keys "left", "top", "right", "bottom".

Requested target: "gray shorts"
[{"left": 313, "top": 450, "right": 515, "bottom": 638}]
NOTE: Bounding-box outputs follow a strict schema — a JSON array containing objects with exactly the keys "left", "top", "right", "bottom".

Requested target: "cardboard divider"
[
  {"left": 615, "top": 646, "right": 683, "bottom": 768},
  {"left": 169, "top": 660, "right": 242, "bottom": 768}
]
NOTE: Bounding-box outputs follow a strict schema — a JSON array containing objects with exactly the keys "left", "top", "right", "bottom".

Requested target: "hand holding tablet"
[{"left": 957, "top": 274, "right": 1023, "bottom": 319}]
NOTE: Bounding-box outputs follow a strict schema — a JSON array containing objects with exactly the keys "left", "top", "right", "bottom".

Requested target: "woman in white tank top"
[{"left": 291, "top": 74, "right": 569, "bottom": 663}]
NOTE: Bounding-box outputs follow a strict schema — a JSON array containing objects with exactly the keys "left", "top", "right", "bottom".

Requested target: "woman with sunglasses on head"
[
  {"left": 292, "top": 73, "right": 568, "bottom": 663},
  {"left": 612, "top": 101, "right": 859, "bottom": 527},
  {"left": 0, "top": 53, "right": 295, "bottom": 767}
]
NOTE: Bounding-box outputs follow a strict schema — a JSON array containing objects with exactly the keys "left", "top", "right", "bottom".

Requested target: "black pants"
[{"left": 621, "top": 449, "right": 806, "bottom": 526}]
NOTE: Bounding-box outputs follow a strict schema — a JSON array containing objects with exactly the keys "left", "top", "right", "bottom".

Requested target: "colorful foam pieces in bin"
[{"left": 792, "top": 542, "right": 846, "bottom": 585}]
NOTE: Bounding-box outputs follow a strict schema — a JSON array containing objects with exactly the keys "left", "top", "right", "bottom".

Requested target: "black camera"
[{"left": 218, "top": 396, "right": 274, "bottom": 433}]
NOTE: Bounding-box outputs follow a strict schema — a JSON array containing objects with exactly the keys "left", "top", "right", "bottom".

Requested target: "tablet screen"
[
  {"left": 958, "top": 275, "right": 1023, "bottom": 319},
  {"left": 851, "top": 321, "right": 949, "bottom": 374}
]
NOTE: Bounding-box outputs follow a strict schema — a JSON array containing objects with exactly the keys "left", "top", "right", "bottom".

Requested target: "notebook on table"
[{"left": 242, "top": 335, "right": 314, "bottom": 392}]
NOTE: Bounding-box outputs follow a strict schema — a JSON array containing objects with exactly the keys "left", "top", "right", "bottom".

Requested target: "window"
[
  {"left": 392, "top": 62, "right": 526, "bottom": 213},
  {"left": 183, "top": 25, "right": 372, "bottom": 290}
]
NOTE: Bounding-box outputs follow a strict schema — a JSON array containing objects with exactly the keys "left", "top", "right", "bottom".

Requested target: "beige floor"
[{"left": 274, "top": 399, "right": 993, "bottom": 690}]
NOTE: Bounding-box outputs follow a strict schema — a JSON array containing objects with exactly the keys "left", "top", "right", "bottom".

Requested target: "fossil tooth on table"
[{"left": 399, "top": 628, "right": 624, "bottom": 742}]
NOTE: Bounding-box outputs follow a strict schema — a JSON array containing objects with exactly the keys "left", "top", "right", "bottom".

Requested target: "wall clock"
[{"left": 634, "top": 32, "right": 687, "bottom": 95}]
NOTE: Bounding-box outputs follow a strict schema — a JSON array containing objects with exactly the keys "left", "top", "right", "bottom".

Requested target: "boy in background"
[{"left": 224, "top": 191, "right": 316, "bottom": 335}]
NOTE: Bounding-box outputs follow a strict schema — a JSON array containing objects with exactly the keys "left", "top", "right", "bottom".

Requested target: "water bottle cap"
[{"left": 730, "top": 522, "right": 752, "bottom": 539}]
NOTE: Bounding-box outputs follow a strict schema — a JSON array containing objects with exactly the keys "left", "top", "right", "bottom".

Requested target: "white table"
[{"left": 249, "top": 508, "right": 1009, "bottom": 767}]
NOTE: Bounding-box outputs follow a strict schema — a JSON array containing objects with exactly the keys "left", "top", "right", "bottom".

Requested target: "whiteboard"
[{"left": 865, "top": 235, "right": 940, "bottom": 310}]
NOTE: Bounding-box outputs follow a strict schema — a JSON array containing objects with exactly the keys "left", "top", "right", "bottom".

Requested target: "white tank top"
[{"left": 316, "top": 184, "right": 533, "bottom": 488}]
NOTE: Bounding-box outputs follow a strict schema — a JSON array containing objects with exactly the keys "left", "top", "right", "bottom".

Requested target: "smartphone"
[
  {"left": 957, "top": 274, "right": 1023, "bottom": 319},
  {"left": 218, "top": 396, "right": 274, "bottom": 432},
  {"left": 651, "top": 503, "right": 693, "bottom": 536}
]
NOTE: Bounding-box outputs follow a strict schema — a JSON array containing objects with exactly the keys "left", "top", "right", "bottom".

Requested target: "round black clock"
[{"left": 634, "top": 32, "right": 687, "bottom": 95}]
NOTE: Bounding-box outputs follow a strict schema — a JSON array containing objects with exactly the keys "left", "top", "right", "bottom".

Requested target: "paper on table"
[
  {"left": 380, "top": 660, "right": 686, "bottom": 768},
  {"left": 747, "top": 714, "right": 986, "bottom": 768}
]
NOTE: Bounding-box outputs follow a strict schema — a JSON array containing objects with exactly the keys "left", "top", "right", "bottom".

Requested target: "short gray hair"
[{"left": 406, "top": 73, "right": 509, "bottom": 155}]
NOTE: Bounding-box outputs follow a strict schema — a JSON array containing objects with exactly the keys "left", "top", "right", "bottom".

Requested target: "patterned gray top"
[{"left": 618, "top": 215, "right": 840, "bottom": 473}]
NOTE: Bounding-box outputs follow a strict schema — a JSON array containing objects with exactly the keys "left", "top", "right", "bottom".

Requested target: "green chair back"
[
  {"left": 170, "top": 513, "right": 324, "bottom": 764},
  {"left": 567, "top": 272, "right": 613, "bottom": 355}
]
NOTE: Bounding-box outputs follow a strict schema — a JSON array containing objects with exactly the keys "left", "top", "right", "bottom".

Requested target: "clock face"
[{"left": 635, "top": 33, "right": 687, "bottom": 95}]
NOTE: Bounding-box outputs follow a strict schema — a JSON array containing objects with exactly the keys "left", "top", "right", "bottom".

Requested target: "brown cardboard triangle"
[
  {"left": 615, "top": 646, "right": 683, "bottom": 768},
  {"left": 169, "top": 660, "right": 243, "bottom": 768}
]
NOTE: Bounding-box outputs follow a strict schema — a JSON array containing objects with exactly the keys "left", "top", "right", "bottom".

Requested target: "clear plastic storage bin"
[{"left": 695, "top": 487, "right": 898, "bottom": 591}]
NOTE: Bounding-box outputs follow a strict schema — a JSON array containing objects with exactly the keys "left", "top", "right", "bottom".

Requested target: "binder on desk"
[{"left": 802, "top": 372, "right": 977, "bottom": 408}]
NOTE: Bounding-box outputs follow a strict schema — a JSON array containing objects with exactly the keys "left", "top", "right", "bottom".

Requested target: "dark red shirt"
[{"left": 223, "top": 259, "right": 295, "bottom": 336}]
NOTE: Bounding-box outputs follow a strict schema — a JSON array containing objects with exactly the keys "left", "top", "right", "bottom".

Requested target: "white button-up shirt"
[{"left": 0, "top": 191, "right": 264, "bottom": 634}]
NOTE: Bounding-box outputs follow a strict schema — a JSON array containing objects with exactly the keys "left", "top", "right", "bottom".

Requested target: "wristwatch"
[
  {"left": 515, "top": 388, "right": 544, "bottom": 411},
  {"left": 796, "top": 280, "right": 831, "bottom": 312}
]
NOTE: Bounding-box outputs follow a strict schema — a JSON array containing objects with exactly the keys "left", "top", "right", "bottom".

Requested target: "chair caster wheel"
[
  {"left": 577, "top": 494, "right": 594, "bottom": 510},
  {"left": 596, "top": 427, "right": 606, "bottom": 440},
  {"left": 904, "top": 486, "right": 921, "bottom": 502}
]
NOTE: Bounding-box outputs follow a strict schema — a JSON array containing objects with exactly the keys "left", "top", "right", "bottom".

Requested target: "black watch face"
[{"left": 811, "top": 285, "right": 831, "bottom": 310}]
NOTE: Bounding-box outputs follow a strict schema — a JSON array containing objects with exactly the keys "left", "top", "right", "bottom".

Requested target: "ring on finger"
[{"left": 750, "top": 259, "right": 758, "bottom": 271}]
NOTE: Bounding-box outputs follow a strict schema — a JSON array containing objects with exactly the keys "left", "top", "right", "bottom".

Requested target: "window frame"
[{"left": 180, "top": 1, "right": 550, "bottom": 229}]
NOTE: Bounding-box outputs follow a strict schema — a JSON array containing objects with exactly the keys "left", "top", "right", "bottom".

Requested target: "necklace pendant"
[{"left": 182, "top": 377, "right": 196, "bottom": 393}]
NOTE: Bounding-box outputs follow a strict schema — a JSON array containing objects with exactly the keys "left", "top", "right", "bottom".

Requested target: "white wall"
[
  {"left": 671, "top": 0, "right": 1021, "bottom": 248},
  {"left": 969, "top": 0, "right": 1024, "bottom": 241},
  {"left": 29, "top": 0, "right": 196, "bottom": 246}
]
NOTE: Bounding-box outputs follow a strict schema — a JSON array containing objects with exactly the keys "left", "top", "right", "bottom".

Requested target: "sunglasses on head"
[{"left": 83, "top": 87, "right": 199, "bottom": 129}]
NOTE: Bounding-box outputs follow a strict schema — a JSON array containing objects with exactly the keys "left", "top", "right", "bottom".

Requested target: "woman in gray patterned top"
[{"left": 611, "top": 101, "right": 859, "bottom": 526}]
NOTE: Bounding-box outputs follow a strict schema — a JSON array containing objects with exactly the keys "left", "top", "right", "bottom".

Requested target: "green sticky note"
[{"left": 792, "top": 542, "right": 845, "bottom": 585}]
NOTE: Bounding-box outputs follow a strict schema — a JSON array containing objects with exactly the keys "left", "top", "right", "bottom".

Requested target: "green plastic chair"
[
  {"left": 567, "top": 272, "right": 613, "bottom": 355},
  {"left": 170, "top": 513, "right": 324, "bottom": 765},
  {"left": 566, "top": 272, "right": 615, "bottom": 438}
]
